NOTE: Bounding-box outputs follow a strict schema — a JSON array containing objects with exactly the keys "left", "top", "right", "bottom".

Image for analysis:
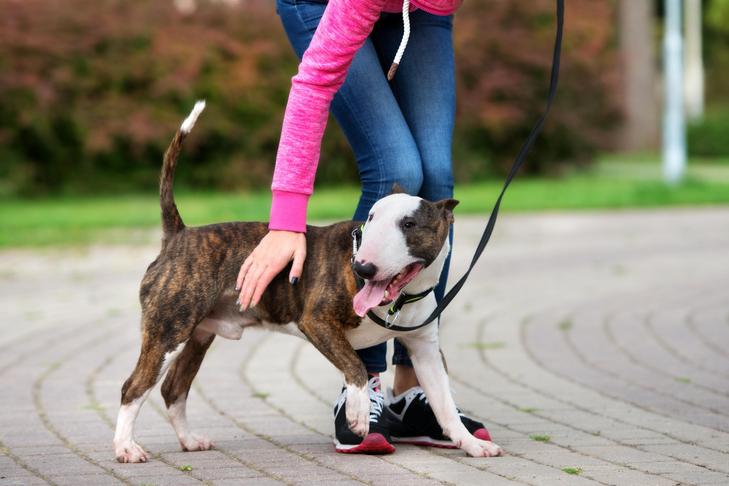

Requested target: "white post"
[
  {"left": 684, "top": 0, "right": 704, "bottom": 120},
  {"left": 663, "top": 0, "right": 687, "bottom": 184}
]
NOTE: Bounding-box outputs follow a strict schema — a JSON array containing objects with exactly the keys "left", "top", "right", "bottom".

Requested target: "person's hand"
[{"left": 236, "top": 230, "right": 306, "bottom": 310}]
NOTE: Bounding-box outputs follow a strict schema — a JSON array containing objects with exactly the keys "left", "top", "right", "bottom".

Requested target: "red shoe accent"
[
  {"left": 335, "top": 433, "right": 396, "bottom": 455},
  {"left": 473, "top": 428, "right": 492, "bottom": 441}
]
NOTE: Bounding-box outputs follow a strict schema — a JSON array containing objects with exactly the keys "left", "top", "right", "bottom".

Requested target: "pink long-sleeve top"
[{"left": 269, "top": 0, "right": 462, "bottom": 233}]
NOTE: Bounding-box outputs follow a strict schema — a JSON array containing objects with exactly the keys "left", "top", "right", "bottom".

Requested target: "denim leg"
[
  {"left": 277, "top": 0, "right": 425, "bottom": 373},
  {"left": 371, "top": 10, "right": 455, "bottom": 202},
  {"left": 371, "top": 11, "right": 456, "bottom": 368}
]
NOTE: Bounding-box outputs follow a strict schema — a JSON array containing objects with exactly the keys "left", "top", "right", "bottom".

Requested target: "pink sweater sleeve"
[{"left": 269, "top": 0, "right": 387, "bottom": 233}]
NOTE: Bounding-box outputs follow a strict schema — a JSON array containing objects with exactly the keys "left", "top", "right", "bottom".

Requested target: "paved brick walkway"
[{"left": 1, "top": 208, "right": 729, "bottom": 486}]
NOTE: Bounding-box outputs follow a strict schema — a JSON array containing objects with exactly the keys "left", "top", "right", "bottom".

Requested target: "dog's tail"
[{"left": 160, "top": 100, "right": 205, "bottom": 241}]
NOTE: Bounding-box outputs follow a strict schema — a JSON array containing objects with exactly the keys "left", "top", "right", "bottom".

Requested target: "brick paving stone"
[
  {"left": 128, "top": 475, "right": 204, "bottom": 486},
  {"left": 212, "top": 480, "right": 283, "bottom": 486},
  {"left": 2, "top": 208, "right": 729, "bottom": 485},
  {"left": 50, "top": 474, "right": 125, "bottom": 486},
  {"left": 0, "top": 478, "right": 49, "bottom": 486}
]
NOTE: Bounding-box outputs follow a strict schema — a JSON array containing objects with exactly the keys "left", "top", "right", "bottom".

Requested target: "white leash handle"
[{"left": 388, "top": 0, "right": 411, "bottom": 80}]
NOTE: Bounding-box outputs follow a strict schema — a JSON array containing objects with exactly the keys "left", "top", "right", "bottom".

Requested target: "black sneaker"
[
  {"left": 333, "top": 376, "right": 396, "bottom": 454},
  {"left": 386, "top": 386, "right": 492, "bottom": 448}
]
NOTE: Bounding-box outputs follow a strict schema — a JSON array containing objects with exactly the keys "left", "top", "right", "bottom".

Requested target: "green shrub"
[
  {"left": 688, "top": 108, "right": 729, "bottom": 159},
  {"left": 0, "top": 0, "right": 621, "bottom": 196}
]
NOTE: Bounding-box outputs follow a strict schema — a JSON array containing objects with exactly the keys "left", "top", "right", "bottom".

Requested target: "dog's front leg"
[
  {"left": 298, "top": 318, "right": 370, "bottom": 437},
  {"left": 400, "top": 330, "right": 503, "bottom": 457}
]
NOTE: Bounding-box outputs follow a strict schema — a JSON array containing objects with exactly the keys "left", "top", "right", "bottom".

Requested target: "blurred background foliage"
[
  {"left": 0, "top": 0, "right": 727, "bottom": 198},
  {"left": 688, "top": 0, "right": 729, "bottom": 158},
  {"left": 0, "top": 0, "right": 622, "bottom": 197}
]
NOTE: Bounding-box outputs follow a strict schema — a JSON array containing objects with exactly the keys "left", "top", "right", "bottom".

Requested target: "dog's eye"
[
  {"left": 401, "top": 220, "right": 416, "bottom": 230},
  {"left": 367, "top": 213, "right": 374, "bottom": 222}
]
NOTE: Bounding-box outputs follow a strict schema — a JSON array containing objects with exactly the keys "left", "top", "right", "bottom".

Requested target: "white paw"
[
  {"left": 345, "top": 384, "right": 370, "bottom": 437},
  {"left": 460, "top": 438, "right": 503, "bottom": 458},
  {"left": 180, "top": 433, "right": 213, "bottom": 452},
  {"left": 114, "top": 440, "right": 149, "bottom": 463}
]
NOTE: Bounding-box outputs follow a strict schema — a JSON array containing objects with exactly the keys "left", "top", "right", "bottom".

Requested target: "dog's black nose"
[{"left": 353, "top": 261, "right": 378, "bottom": 280}]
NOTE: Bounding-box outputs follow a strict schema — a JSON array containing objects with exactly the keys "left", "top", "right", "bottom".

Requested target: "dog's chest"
[
  {"left": 344, "top": 318, "right": 400, "bottom": 350},
  {"left": 345, "top": 302, "right": 434, "bottom": 350}
]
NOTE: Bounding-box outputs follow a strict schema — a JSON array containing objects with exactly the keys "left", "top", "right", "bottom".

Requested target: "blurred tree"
[
  {"left": 617, "top": 0, "right": 659, "bottom": 151},
  {"left": 685, "top": 0, "right": 729, "bottom": 159},
  {"left": 684, "top": 0, "right": 705, "bottom": 120},
  {"left": 704, "top": 0, "right": 729, "bottom": 101}
]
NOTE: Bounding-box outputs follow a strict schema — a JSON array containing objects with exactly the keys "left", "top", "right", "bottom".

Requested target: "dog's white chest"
[
  {"left": 345, "top": 306, "right": 434, "bottom": 350},
  {"left": 345, "top": 319, "right": 399, "bottom": 350}
]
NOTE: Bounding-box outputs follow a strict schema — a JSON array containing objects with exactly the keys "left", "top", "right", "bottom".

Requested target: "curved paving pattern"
[{"left": 1, "top": 208, "right": 728, "bottom": 485}]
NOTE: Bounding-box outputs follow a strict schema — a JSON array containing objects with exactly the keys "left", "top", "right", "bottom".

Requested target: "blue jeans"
[{"left": 276, "top": 0, "right": 455, "bottom": 372}]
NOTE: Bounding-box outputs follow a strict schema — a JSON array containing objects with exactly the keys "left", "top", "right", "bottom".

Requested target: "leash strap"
[{"left": 364, "top": 0, "right": 564, "bottom": 333}]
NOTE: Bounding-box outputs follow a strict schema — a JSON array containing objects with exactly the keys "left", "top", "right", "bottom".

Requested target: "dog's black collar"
[
  {"left": 351, "top": 225, "right": 435, "bottom": 332},
  {"left": 363, "top": 286, "right": 435, "bottom": 332}
]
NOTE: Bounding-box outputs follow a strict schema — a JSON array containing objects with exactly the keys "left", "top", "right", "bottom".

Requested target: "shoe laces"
[
  {"left": 334, "top": 376, "right": 387, "bottom": 423},
  {"left": 367, "top": 376, "right": 385, "bottom": 423},
  {"left": 397, "top": 386, "right": 465, "bottom": 416},
  {"left": 411, "top": 387, "right": 429, "bottom": 405}
]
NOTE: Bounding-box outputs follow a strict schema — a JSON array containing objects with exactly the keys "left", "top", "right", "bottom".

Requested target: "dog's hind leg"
[
  {"left": 114, "top": 319, "right": 189, "bottom": 463},
  {"left": 161, "top": 327, "right": 215, "bottom": 452}
]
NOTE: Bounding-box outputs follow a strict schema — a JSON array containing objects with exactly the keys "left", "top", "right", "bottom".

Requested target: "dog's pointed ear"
[
  {"left": 391, "top": 183, "right": 407, "bottom": 194},
  {"left": 435, "top": 198, "right": 459, "bottom": 223}
]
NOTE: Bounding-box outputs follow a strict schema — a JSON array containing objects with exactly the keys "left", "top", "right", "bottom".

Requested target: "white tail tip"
[{"left": 180, "top": 100, "right": 206, "bottom": 134}]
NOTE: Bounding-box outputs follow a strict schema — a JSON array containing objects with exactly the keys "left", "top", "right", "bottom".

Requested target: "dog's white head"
[{"left": 352, "top": 185, "right": 458, "bottom": 316}]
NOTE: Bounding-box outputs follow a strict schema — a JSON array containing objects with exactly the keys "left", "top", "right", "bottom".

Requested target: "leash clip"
[
  {"left": 384, "top": 310, "right": 401, "bottom": 328},
  {"left": 350, "top": 225, "right": 363, "bottom": 264}
]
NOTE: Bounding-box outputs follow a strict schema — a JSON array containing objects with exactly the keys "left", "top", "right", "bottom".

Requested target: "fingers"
[
  {"left": 236, "top": 230, "right": 307, "bottom": 310},
  {"left": 236, "top": 256, "right": 254, "bottom": 292},
  {"left": 239, "top": 262, "right": 266, "bottom": 310},
  {"left": 288, "top": 244, "right": 306, "bottom": 284},
  {"left": 250, "top": 266, "right": 279, "bottom": 308}
]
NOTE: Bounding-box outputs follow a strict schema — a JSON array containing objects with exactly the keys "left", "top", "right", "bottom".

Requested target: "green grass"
[
  {"left": 179, "top": 465, "right": 193, "bottom": 472},
  {"left": 81, "top": 402, "right": 105, "bottom": 412},
  {"left": 562, "top": 467, "right": 583, "bottom": 475},
  {"left": 530, "top": 434, "right": 551, "bottom": 442},
  {"left": 2, "top": 157, "right": 729, "bottom": 248},
  {"left": 558, "top": 319, "right": 573, "bottom": 331},
  {"left": 518, "top": 407, "right": 539, "bottom": 414}
]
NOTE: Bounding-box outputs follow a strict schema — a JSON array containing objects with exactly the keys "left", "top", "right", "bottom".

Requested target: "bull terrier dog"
[{"left": 113, "top": 101, "right": 503, "bottom": 463}]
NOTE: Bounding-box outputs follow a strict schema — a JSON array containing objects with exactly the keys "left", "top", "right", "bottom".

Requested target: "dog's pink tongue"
[{"left": 353, "top": 280, "right": 388, "bottom": 317}]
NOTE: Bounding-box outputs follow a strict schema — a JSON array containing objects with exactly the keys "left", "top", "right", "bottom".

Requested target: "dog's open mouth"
[{"left": 353, "top": 262, "right": 424, "bottom": 317}]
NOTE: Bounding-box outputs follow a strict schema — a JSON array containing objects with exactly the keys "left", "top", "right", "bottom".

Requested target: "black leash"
[{"left": 361, "top": 0, "right": 564, "bottom": 332}]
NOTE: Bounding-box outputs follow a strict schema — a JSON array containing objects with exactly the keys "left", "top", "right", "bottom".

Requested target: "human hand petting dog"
[{"left": 236, "top": 230, "right": 306, "bottom": 309}]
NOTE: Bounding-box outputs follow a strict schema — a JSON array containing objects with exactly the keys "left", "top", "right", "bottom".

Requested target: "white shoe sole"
[{"left": 391, "top": 435, "right": 457, "bottom": 449}]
